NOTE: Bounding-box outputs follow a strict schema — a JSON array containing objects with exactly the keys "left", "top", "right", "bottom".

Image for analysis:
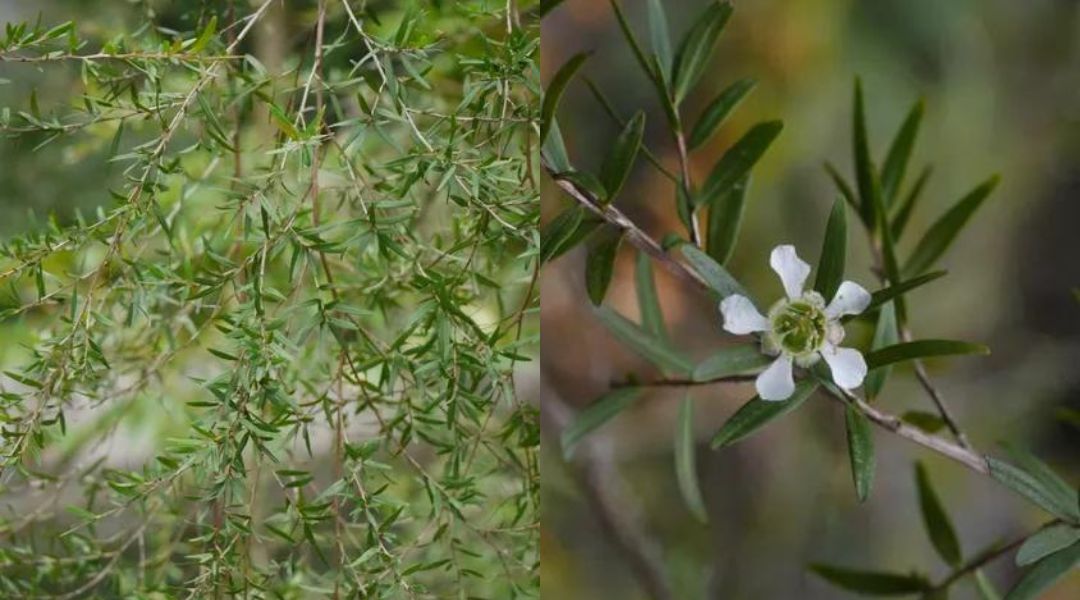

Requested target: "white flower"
[{"left": 719, "top": 245, "right": 871, "bottom": 401}]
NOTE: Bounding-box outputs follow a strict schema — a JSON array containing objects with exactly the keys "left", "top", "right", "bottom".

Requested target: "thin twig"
[{"left": 930, "top": 520, "right": 1061, "bottom": 591}]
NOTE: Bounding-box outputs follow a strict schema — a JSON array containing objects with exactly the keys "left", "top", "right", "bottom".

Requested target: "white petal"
[
  {"left": 769, "top": 244, "right": 810, "bottom": 299},
  {"left": 720, "top": 295, "right": 768, "bottom": 335},
  {"left": 756, "top": 354, "right": 795, "bottom": 401},
  {"left": 821, "top": 345, "right": 867, "bottom": 390},
  {"left": 825, "top": 281, "right": 872, "bottom": 319}
]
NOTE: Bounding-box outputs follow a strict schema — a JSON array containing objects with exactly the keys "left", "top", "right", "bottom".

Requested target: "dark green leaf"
[
  {"left": 902, "top": 175, "right": 1000, "bottom": 277},
  {"left": 1016, "top": 524, "right": 1080, "bottom": 567},
  {"left": 988, "top": 455, "right": 1080, "bottom": 521},
  {"left": 825, "top": 161, "right": 861, "bottom": 218},
  {"left": 681, "top": 243, "right": 749, "bottom": 299},
  {"left": 646, "top": 0, "right": 673, "bottom": 83},
  {"left": 599, "top": 111, "right": 645, "bottom": 203},
  {"left": 901, "top": 411, "right": 946, "bottom": 434},
  {"left": 700, "top": 121, "right": 783, "bottom": 208},
  {"left": 705, "top": 175, "right": 749, "bottom": 265},
  {"left": 711, "top": 380, "right": 818, "bottom": 448},
  {"left": 915, "top": 462, "right": 962, "bottom": 567},
  {"left": 809, "top": 563, "right": 931, "bottom": 595},
  {"left": 693, "top": 345, "right": 772, "bottom": 382},
  {"left": 1003, "top": 539, "right": 1080, "bottom": 600},
  {"left": 562, "top": 387, "right": 643, "bottom": 458},
  {"left": 881, "top": 100, "right": 923, "bottom": 203},
  {"left": 596, "top": 306, "right": 693, "bottom": 375},
  {"left": 891, "top": 165, "right": 931, "bottom": 240},
  {"left": 635, "top": 252, "right": 668, "bottom": 344},
  {"left": 864, "top": 301, "right": 898, "bottom": 399},
  {"left": 852, "top": 78, "right": 880, "bottom": 230},
  {"left": 541, "top": 52, "right": 588, "bottom": 144},
  {"left": 542, "top": 118, "right": 572, "bottom": 173},
  {"left": 672, "top": 2, "right": 733, "bottom": 104},
  {"left": 688, "top": 78, "right": 756, "bottom": 150},
  {"left": 676, "top": 394, "right": 707, "bottom": 522},
  {"left": 846, "top": 406, "right": 875, "bottom": 503},
  {"left": 540, "top": 205, "right": 585, "bottom": 264},
  {"left": 584, "top": 78, "right": 678, "bottom": 182},
  {"left": 864, "top": 340, "right": 989, "bottom": 370},
  {"left": 585, "top": 227, "right": 623, "bottom": 305},
  {"left": 608, "top": 0, "right": 671, "bottom": 121},
  {"left": 865, "top": 270, "right": 947, "bottom": 313},
  {"left": 814, "top": 197, "right": 848, "bottom": 300}
]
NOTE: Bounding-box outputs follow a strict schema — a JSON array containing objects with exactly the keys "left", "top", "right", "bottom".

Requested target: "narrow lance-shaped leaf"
[
  {"left": 864, "top": 270, "right": 947, "bottom": 314},
  {"left": 863, "top": 301, "right": 898, "bottom": 399},
  {"left": 700, "top": 121, "right": 783, "bottom": 208},
  {"left": 852, "top": 78, "right": 879, "bottom": 230},
  {"left": 595, "top": 306, "right": 693, "bottom": 375},
  {"left": 880, "top": 99, "right": 923, "bottom": 203},
  {"left": 846, "top": 405, "right": 875, "bottom": 503},
  {"left": 808, "top": 564, "right": 931, "bottom": 596},
  {"left": 646, "top": 0, "right": 673, "bottom": 83},
  {"left": 562, "top": 387, "right": 642, "bottom": 458},
  {"left": 1003, "top": 539, "right": 1080, "bottom": 600},
  {"left": 540, "top": 205, "right": 585, "bottom": 264},
  {"left": 607, "top": 0, "right": 673, "bottom": 125},
  {"left": 987, "top": 455, "right": 1080, "bottom": 522},
  {"left": 813, "top": 196, "right": 847, "bottom": 300},
  {"left": 585, "top": 226, "right": 623, "bottom": 305},
  {"left": 1016, "top": 523, "right": 1080, "bottom": 567},
  {"left": 711, "top": 380, "right": 819, "bottom": 448},
  {"left": 974, "top": 569, "right": 1003, "bottom": 600},
  {"left": 540, "top": 52, "right": 588, "bottom": 143},
  {"left": 681, "top": 243, "right": 749, "bottom": 300},
  {"left": 599, "top": 111, "right": 645, "bottom": 203},
  {"left": 706, "top": 175, "right": 749, "bottom": 265},
  {"left": 688, "top": 78, "right": 756, "bottom": 150},
  {"left": 672, "top": 1, "right": 733, "bottom": 104},
  {"left": 891, "top": 165, "right": 931, "bottom": 240},
  {"left": 635, "top": 252, "right": 668, "bottom": 344},
  {"left": 542, "top": 118, "right": 572, "bottom": 173},
  {"left": 915, "top": 462, "right": 962, "bottom": 567},
  {"left": 693, "top": 344, "right": 772, "bottom": 382},
  {"left": 902, "top": 175, "right": 1000, "bottom": 277},
  {"left": 676, "top": 394, "right": 708, "bottom": 522},
  {"left": 864, "top": 340, "right": 990, "bottom": 370},
  {"left": 825, "top": 161, "right": 860, "bottom": 218}
]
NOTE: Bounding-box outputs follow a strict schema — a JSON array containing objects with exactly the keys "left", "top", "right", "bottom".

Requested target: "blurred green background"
[{"left": 541, "top": 0, "right": 1080, "bottom": 598}]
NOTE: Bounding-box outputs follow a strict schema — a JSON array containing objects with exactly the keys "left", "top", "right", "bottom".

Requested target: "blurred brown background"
[{"left": 540, "top": 0, "right": 1080, "bottom": 598}]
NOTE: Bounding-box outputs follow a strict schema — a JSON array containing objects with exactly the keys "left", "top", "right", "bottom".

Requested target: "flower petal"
[
  {"left": 720, "top": 295, "right": 769, "bottom": 335},
  {"left": 769, "top": 244, "right": 811, "bottom": 299},
  {"left": 825, "top": 281, "right": 872, "bottom": 319},
  {"left": 756, "top": 354, "right": 795, "bottom": 401},
  {"left": 821, "top": 344, "right": 867, "bottom": 390}
]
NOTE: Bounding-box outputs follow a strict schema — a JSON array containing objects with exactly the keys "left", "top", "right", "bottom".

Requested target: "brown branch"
[{"left": 930, "top": 520, "right": 1061, "bottom": 591}]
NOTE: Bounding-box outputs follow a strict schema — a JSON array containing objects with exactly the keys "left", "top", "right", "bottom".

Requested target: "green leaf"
[
  {"left": 681, "top": 243, "right": 749, "bottom": 299},
  {"left": 846, "top": 406, "right": 875, "bottom": 503},
  {"left": 852, "top": 78, "right": 879, "bottom": 230},
  {"left": 814, "top": 197, "right": 848, "bottom": 300},
  {"left": 864, "top": 302, "right": 898, "bottom": 399},
  {"left": 635, "top": 252, "right": 668, "bottom": 344},
  {"left": 809, "top": 564, "right": 931, "bottom": 596},
  {"left": 646, "top": 0, "right": 673, "bottom": 83},
  {"left": 540, "top": 205, "right": 585, "bottom": 264},
  {"left": 672, "top": 2, "right": 733, "bottom": 104},
  {"left": 711, "top": 380, "right": 818, "bottom": 448},
  {"left": 825, "top": 161, "right": 861, "bottom": 218},
  {"left": 864, "top": 340, "right": 990, "bottom": 370},
  {"left": 974, "top": 569, "right": 1002, "bottom": 600},
  {"left": 1003, "top": 539, "right": 1080, "bottom": 600},
  {"left": 891, "top": 165, "right": 931, "bottom": 240},
  {"left": 608, "top": 0, "right": 671, "bottom": 123},
  {"left": 542, "top": 118, "right": 572, "bottom": 173},
  {"left": 676, "top": 394, "right": 707, "bottom": 522},
  {"left": 902, "top": 175, "right": 1000, "bottom": 277},
  {"left": 700, "top": 121, "right": 783, "bottom": 208},
  {"left": 705, "top": 175, "right": 749, "bottom": 265},
  {"left": 1016, "top": 523, "right": 1080, "bottom": 567},
  {"left": 595, "top": 306, "right": 693, "bottom": 375},
  {"left": 562, "top": 387, "right": 643, "bottom": 459},
  {"left": 541, "top": 52, "right": 588, "bottom": 144},
  {"left": 880, "top": 100, "right": 923, "bottom": 204},
  {"left": 988, "top": 455, "right": 1080, "bottom": 521},
  {"left": 688, "top": 78, "right": 756, "bottom": 150},
  {"left": 865, "top": 270, "right": 947, "bottom": 313},
  {"left": 901, "top": 410, "right": 946, "bottom": 434},
  {"left": 585, "top": 227, "right": 623, "bottom": 305},
  {"left": 190, "top": 15, "right": 218, "bottom": 53},
  {"left": 599, "top": 111, "right": 645, "bottom": 203},
  {"left": 915, "top": 462, "right": 962, "bottom": 567},
  {"left": 693, "top": 345, "right": 772, "bottom": 382}
]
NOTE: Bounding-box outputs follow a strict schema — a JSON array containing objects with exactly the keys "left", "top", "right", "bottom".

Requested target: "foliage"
[{"left": 0, "top": 1, "right": 538, "bottom": 597}]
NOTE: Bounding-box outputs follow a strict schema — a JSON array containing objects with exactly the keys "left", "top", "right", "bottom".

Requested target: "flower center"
[{"left": 769, "top": 298, "right": 828, "bottom": 356}]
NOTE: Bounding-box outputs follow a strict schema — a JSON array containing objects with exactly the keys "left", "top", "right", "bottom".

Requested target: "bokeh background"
[{"left": 541, "top": 0, "right": 1080, "bottom": 598}]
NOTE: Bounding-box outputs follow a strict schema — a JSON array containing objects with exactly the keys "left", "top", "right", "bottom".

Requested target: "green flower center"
[{"left": 769, "top": 298, "right": 828, "bottom": 356}]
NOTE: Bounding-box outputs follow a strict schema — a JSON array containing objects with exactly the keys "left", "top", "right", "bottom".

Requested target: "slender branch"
[
  {"left": 673, "top": 130, "right": 702, "bottom": 246},
  {"left": 902, "top": 326, "right": 973, "bottom": 449},
  {"left": 612, "top": 375, "right": 755, "bottom": 388},
  {"left": 930, "top": 520, "right": 1061, "bottom": 591}
]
